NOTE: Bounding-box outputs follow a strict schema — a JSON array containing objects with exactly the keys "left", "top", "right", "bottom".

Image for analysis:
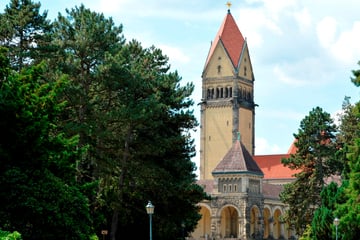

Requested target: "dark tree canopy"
[
  {"left": 0, "top": 48, "right": 93, "bottom": 239},
  {"left": 0, "top": 0, "right": 52, "bottom": 70},
  {"left": 281, "top": 106, "right": 339, "bottom": 235}
]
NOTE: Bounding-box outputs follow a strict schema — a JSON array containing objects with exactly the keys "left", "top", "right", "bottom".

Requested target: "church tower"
[{"left": 199, "top": 8, "right": 256, "bottom": 180}]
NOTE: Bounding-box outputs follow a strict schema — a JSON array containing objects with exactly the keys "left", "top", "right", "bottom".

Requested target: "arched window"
[{"left": 207, "top": 89, "right": 211, "bottom": 99}]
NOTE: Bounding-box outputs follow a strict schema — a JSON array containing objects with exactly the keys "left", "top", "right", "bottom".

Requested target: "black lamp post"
[{"left": 146, "top": 201, "right": 155, "bottom": 240}]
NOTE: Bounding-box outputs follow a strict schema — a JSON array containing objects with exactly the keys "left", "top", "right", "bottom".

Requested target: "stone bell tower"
[{"left": 199, "top": 8, "right": 256, "bottom": 180}]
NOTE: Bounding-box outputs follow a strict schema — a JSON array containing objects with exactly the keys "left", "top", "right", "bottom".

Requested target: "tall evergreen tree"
[
  {"left": 0, "top": 0, "right": 52, "bottom": 71},
  {"left": 332, "top": 62, "right": 360, "bottom": 239},
  {"left": 281, "top": 106, "right": 339, "bottom": 235},
  {"left": 334, "top": 137, "right": 360, "bottom": 239},
  {"left": 96, "top": 40, "right": 206, "bottom": 239},
  {"left": 51, "top": 4, "right": 124, "bottom": 182},
  {"left": 51, "top": 4, "right": 206, "bottom": 239},
  {"left": 0, "top": 48, "right": 93, "bottom": 239}
]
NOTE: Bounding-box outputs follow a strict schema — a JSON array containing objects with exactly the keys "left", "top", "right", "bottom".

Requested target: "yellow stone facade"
[
  {"left": 191, "top": 10, "right": 297, "bottom": 240},
  {"left": 200, "top": 39, "right": 255, "bottom": 180}
]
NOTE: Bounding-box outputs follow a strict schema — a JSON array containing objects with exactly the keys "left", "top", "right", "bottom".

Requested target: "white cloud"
[
  {"left": 330, "top": 21, "right": 360, "bottom": 65},
  {"left": 317, "top": 16, "right": 360, "bottom": 65},
  {"left": 317, "top": 16, "right": 337, "bottom": 49},
  {"left": 255, "top": 137, "right": 282, "bottom": 155},
  {"left": 159, "top": 44, "right": 190, "bottom": 65},
  {"left": 273, "top": 65, "right": 308, "bottom": 86},
  {"left": 237, "top": 8, "right": 282, "bottom": 48},
  {"left": 293, "top": 7, "right": 312, "bottom": 33}
]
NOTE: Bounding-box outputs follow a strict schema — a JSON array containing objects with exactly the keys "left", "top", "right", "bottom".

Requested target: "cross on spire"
[
  {"left": 226, "top": 1, "right": 232, "bottom": 9},
  {"left": 226, "top": 1, "right": 232, "bottom": 13}
]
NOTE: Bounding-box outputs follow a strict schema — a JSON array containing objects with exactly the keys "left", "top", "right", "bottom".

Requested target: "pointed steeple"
[
  {"left": 204, "top": 10, "right": 245, "bottom": 69},
  {"left": 212, "top": 136, "right": 263, "bottom": 176}
]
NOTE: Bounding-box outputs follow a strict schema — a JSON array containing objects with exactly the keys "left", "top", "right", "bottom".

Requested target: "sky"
[{"left": 2, "top": 0, "right": 360, "bottom": 176}]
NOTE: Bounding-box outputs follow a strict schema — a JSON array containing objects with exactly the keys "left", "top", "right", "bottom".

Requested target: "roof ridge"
[{"left": 212, "top": 138, "right": 263, "bottom": 175}]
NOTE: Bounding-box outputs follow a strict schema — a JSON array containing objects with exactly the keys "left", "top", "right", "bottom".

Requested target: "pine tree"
[
  {"left": 281, "top": 107, "right": 339, "bottom": 235},
  {"left": 0, "top": 0, "right": 52, "bottom": 71}
]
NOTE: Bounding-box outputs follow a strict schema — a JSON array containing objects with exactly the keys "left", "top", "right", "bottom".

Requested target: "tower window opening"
[
  {"left": 217, "top": 65, "right": 221, "bottom": 74},
  {"left": 223, "top": 184, "right": 227, "bottom": 193},
  {"left": 225, "top": 87, "right": 228, "bottom": 98},
  {"left": 229, "top": 184, "right": 232, "bottom": 192},
  {"left": 229, "top": 87, "right": 232, "bottom": 97},
  {"left": 220, "top": 88, "right": 223, "bottom": 98},
  {"left": 244, "top": 66, "right": 247, "bottom": 76},
  {"left": 216, "top": 88, "right": 220, "bottom": 98},
  {"left": 207, "top": 89, "right": 211, "bottom": 99},
  {"left": 234, "top": 184, "right": 237, "bottom": 192}
]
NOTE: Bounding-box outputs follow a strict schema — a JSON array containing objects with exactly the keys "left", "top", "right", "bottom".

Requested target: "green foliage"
[
  {"left": 1, "top": 1, "right": 206, "bottom": 239},
  {"left": 310, "top": 182, "right": 341, "bottom": 239},
  {"left": 299, "top": 225, "right": 311, "bottom": 240},
  {"left": 0, "top": 0, "right": 52, "bottom": 70},
  {"left": 351, "top": 61, "right": 360, "bottom": 87},
  {"left": 281, "top": 107, "right": 339, "bottom": 235},
  {"left": 0, "top": 51, "right": 93, "bottom": 239},
  {"left": 0, "top": 230, "right": 22, "bottom": 240},
  {"left": 334, "top": 138, "right": 360, "bottom": 239}
]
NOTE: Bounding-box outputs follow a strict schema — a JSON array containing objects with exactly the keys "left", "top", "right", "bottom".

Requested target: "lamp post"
[
  {"left": 146, "top": 201, "right": 155, "bottom": 240},
  {"left": 334, "top": 217, "right": 339, "bottom": 240}
]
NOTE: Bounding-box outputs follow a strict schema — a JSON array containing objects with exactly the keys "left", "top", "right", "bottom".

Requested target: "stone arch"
[
  {"left": 250, "top": 205, "right": 261, "bottom": 238},
  {"left": 191, "top": 203, "right": 211, "bottom": 239},
  {"left": 263, "top": 206, "right": 271, "bottom": 239},
  {"left": 273, "top": 208, "right": 283, "bottom": 239},
  {"left": 218, "top": 204, "right": 240, "bottom": 238}
]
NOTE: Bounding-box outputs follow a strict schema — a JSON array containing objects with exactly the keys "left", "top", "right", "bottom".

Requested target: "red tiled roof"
[
  {"left": 213, "top": 139, "right": 263, "bottom": 176},
  {"left": 287, "top": 139, "right": 297, "bottom": 154},
  {"left": 205, "top": 10, "right": 245, "bottom": 68},
  {"left": 254, "top": 154, "right": 299, "bottom": 179}
]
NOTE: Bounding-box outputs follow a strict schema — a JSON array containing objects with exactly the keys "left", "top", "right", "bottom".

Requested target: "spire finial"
[{"left": 226, "top": 1, "right": 232, "bottom": 13}]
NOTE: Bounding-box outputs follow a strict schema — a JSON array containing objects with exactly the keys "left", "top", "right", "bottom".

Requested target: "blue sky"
[{"left": 2, "top": 0, "right": 360, "bottom": 174}]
